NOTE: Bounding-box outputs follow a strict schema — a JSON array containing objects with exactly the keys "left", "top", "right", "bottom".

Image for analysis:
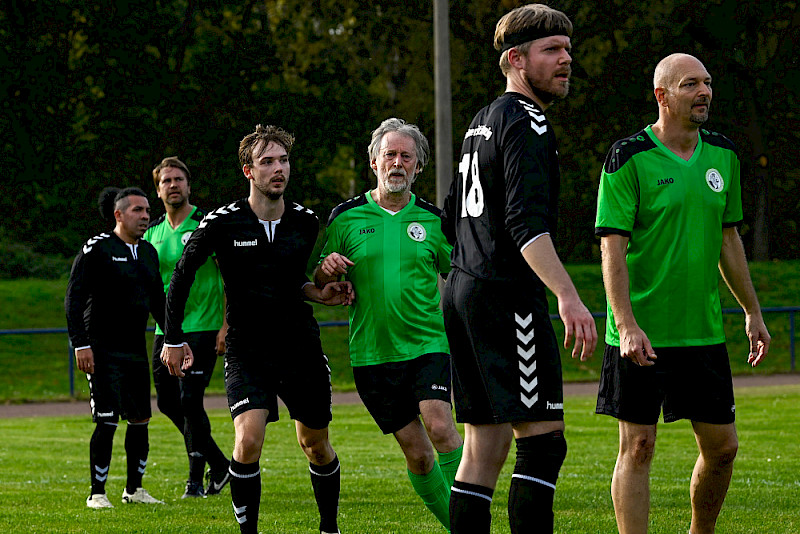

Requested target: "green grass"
[
  {"left": 0, "top": 260, "right": 798, "bottom": 402},
  {"left": 0, "top": 386, "right": 797, "bottom": 533}
]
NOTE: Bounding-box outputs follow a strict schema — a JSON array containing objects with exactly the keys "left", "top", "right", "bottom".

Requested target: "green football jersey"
[
  {"left": 595, "top": 126, "right": 743, "bottom": 347},
  {"left": 320, "top": 192, "right": 452, "bottom": 367},
  {"left": 144, "top": 206, "right": 224, "bottom": 335}
]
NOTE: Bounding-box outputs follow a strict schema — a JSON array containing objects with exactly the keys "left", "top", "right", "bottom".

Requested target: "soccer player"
[
  {"left": 144, "top": 156, "right": 230, "bottom": 498},
  {"left": 314, "top": 118, "right": 463, "bottom": 531},
  {"left": 160, "top": 124, "right": 352, "bottom": 534},
  {"left": 441, "top": 5, "right": 597, "bottom": 533},
  {"left": 594, "top": 53, "right": 770, "bottom": 534},
  {"left": 66, "top": 187, "right": 190, "bottom": 509}
]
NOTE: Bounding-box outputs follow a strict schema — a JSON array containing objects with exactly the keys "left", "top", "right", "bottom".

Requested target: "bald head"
[{"left": 653, "top": 53, "right": 709, "bottom": 91}]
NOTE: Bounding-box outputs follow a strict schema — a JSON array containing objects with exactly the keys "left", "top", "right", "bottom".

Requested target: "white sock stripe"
[
  {"left": 450, "top": 486, "right": 493, "bottom": 503},
  {"left": 309, "top": 463, "right": 341, "bottom": 477},
  {"left": 511, "top": 473, "right": 556, "bottom": 490},
  {"left": 229, "top": 467, "right": 260, "bottom": 479}
]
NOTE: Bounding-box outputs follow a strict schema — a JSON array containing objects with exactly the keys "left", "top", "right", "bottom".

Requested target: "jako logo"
[
  {"left": 234, "top": 239, "right": 257, "bottom": 247},
  {"left": 657, "top": 178, "right": 674, "bottom": 186},
  {"left": 431, "top": 384, "right": 448, "bottom": 392},
  {"left": 230, "top": 398, "right": 250, "bottom": 412},
  {"left": 359, "top": 228, "right": 375, "bottom": 235}
]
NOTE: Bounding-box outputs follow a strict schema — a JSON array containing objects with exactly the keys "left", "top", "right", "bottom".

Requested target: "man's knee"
[
  {"left": 235, "top": 431, "right": 264, "bottom": 463},
  {"left": 704, "top": 436, "right": 738, "bottom": 468},
  {"left": 620, "top": 431, "right": 656, "bottom": 468},
  {"left": 401, "top": 442, "right": 436, "bottom": 475},
  {"left": 297, "top": 429, "right": 334, "bottom": 465}
]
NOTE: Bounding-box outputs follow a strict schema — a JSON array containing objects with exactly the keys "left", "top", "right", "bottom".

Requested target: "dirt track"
[{"left": 1, "top": 373, "right": 798, "bottom": 419}]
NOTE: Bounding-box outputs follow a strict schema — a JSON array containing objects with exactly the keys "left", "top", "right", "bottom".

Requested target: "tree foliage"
[{"left": 1, "top": 0, "right": 797, "bottom": 261}]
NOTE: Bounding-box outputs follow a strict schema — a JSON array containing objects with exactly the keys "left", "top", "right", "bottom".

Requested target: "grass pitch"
[{"left": 0, "top": 386, "right": 797, "bottom": 533}]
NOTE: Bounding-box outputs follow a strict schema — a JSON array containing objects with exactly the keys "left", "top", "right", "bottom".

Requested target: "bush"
[{"left": 0, "top": 241, "right": 72, "bottom": 279}]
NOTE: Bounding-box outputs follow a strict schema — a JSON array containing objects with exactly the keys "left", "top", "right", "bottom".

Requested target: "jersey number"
[{"left": 459, "top": 151, "right": 484, "bottom": 218}]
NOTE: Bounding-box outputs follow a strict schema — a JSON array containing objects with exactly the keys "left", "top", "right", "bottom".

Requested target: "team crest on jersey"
[
  {"left": 407, "top": 222, "right": 426, "bottom": 242},
  {"left": 181, "top": 232, "right": 192, "bottom": 245},
  {"left": 705, "top": 168, "right": 724, "bottom": 192}
]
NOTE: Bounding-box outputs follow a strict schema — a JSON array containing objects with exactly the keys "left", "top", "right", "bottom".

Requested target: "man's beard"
[
  {"left": 166, "top": 196, "right": 187, "bottom": 209},
  {"left": 383, "top": 171, "right": 411, "bottom": 194},
  {"left": 528, "top": 74, "right": 569, "bottom": 105},
  {"left": 254, "top": 181, "right": 284, "bottom": 200},
  {"left": 689, "top": 111, "right": 709, "bottom": 125}
]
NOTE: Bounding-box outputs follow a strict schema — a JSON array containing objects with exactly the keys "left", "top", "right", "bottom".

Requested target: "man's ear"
[
  {"left": 507, "top": 47, "right": 525, "bottom": 69},
  {"left": 654, "top": 87, "right": 668, "bottom": 107}
]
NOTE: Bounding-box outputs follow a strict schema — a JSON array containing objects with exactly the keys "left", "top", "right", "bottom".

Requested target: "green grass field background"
[
  {"left": 0, "top": 261, "right": 797, "bottom": 402},
  {"left": 0, "top": 388, "right": 797, "bottom": 533}
]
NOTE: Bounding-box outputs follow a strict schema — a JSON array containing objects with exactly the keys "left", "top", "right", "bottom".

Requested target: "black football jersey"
[{"left": 442, "top": 92, "right": 561, "bottom": 283}]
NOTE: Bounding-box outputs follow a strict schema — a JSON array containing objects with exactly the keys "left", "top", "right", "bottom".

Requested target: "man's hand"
[
  {"left": 305, "top": 281, "right": 355, "bottom": 306},
  {"left": 557, "top": 295, "right": 598, "bottom": 361},
  {"left": 215, "top": 323, "right": 228, "bottom": 355},
  {"left": 745, "top": 313, "right": 770, "bottom": 367},
  {"left": 319, "top": 252, "right": 354, "bottom": 278},
  {"left": 75, "top": 347, "right": 95, "bottom": 374},
  {"left": 160, "top": 343, "right": 194, "bottom": 377},
  {"left": 618, "top": 324, "right": 657, "bottom": 367}
]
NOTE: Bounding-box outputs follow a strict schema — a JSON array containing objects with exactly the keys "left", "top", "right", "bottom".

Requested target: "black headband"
[{"left": 500, "top": 27, "right": 568, "bottom": 53}]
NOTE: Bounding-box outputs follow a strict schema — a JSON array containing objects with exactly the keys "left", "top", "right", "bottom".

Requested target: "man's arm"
[
  {"left": 163, "top": 225, "right": 215, "bottom": 377},
  {"left": 599, "top": 234, "right": 656, "bottom": 366},
  {"left": 521, "top": 234, "right": 597, "bottom": 361},
  {"left": 313, "top": 252, "right": 354, "bottom": 288},
  {"left": 718, "top": 227, "right": 770, "bottom": 366},
  {"left": 65, "top": 249, "right": 97, "bottom": 373},
  {"left": 303, "top": 280, "right": 354, "bottom": 306}
]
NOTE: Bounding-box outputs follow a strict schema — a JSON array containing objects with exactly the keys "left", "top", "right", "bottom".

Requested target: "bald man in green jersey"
[
  {"left": 595, "top": 53, "right": 771, "bottom": 534},
  {"left": 314, "top": 118, "right": 463, "bottom": 531}
]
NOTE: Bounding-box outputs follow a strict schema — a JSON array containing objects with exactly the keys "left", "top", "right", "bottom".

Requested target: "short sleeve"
[{"left": 595, "top": 155, "right": 639, "bottom": 235}]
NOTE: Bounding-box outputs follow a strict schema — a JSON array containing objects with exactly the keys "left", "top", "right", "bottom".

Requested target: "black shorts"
[
  {"left": 152, "top": 332, "right": 219, "bottom": 392},
  {"left": 87, "top": 349, "right": 152, "bottom": 423},
  {"left": 353, "top": 353, "right": 452, "bottom": 434},
  {"left": 224, "top": 334, "right": 332, "bottom": 429},
  {"left": 596, "top": 343, "right": 735, "bottom": 425},
  {"left": 443, "top": 269, "right": 564, "bottom": 425}
]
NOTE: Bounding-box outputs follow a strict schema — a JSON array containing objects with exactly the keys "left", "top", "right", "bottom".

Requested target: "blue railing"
[{"left": 1, "top": 307, "right": 797, "bottom": 398}]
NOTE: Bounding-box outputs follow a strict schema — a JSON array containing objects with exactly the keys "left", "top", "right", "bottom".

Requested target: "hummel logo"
[
  {"left": 112, "top": 256, "right": 128, "bottom": 262},
  {"left": 546, "top": 401, "right": 563, "bottom": 410},
  {"left": 234, "top": 239, "right": 257, "bottom": 247},
  {"left": 230, "top": 398, "right": 250, "bottom": 412}
]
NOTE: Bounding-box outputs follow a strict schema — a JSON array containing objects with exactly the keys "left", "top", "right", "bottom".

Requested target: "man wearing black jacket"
[{"left": 66, "top": 187, "right": 190, "bottom": 509}]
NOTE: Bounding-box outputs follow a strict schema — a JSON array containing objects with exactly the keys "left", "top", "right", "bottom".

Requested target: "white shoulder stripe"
[
  {"left": 516, "top": 99, "right": 547, "bottom": 135},
  {"left": 82, "top": 233, "right": 111, "bottom": 254},
  {"left": 198, "top": 202, "right": 239, "bottom": 229}
]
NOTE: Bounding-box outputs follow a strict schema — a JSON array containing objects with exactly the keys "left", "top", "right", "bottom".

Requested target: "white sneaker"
[
  {"left": 86, "top": 494, "right": 114, "bottom": 509},
  {"left": 121, "top": 488, "right": 165, "bottom": 504}
]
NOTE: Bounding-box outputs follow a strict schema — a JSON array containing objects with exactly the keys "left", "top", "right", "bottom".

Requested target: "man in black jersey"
[
  {"left": 66, "top": 187, "right": 191, "bottom": 509},
  {"left": 161, "top": 125, "right": 352, "bottom": 534},
  {"left": 441, "top": 5, "right": 597, "bottom": 533}
]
